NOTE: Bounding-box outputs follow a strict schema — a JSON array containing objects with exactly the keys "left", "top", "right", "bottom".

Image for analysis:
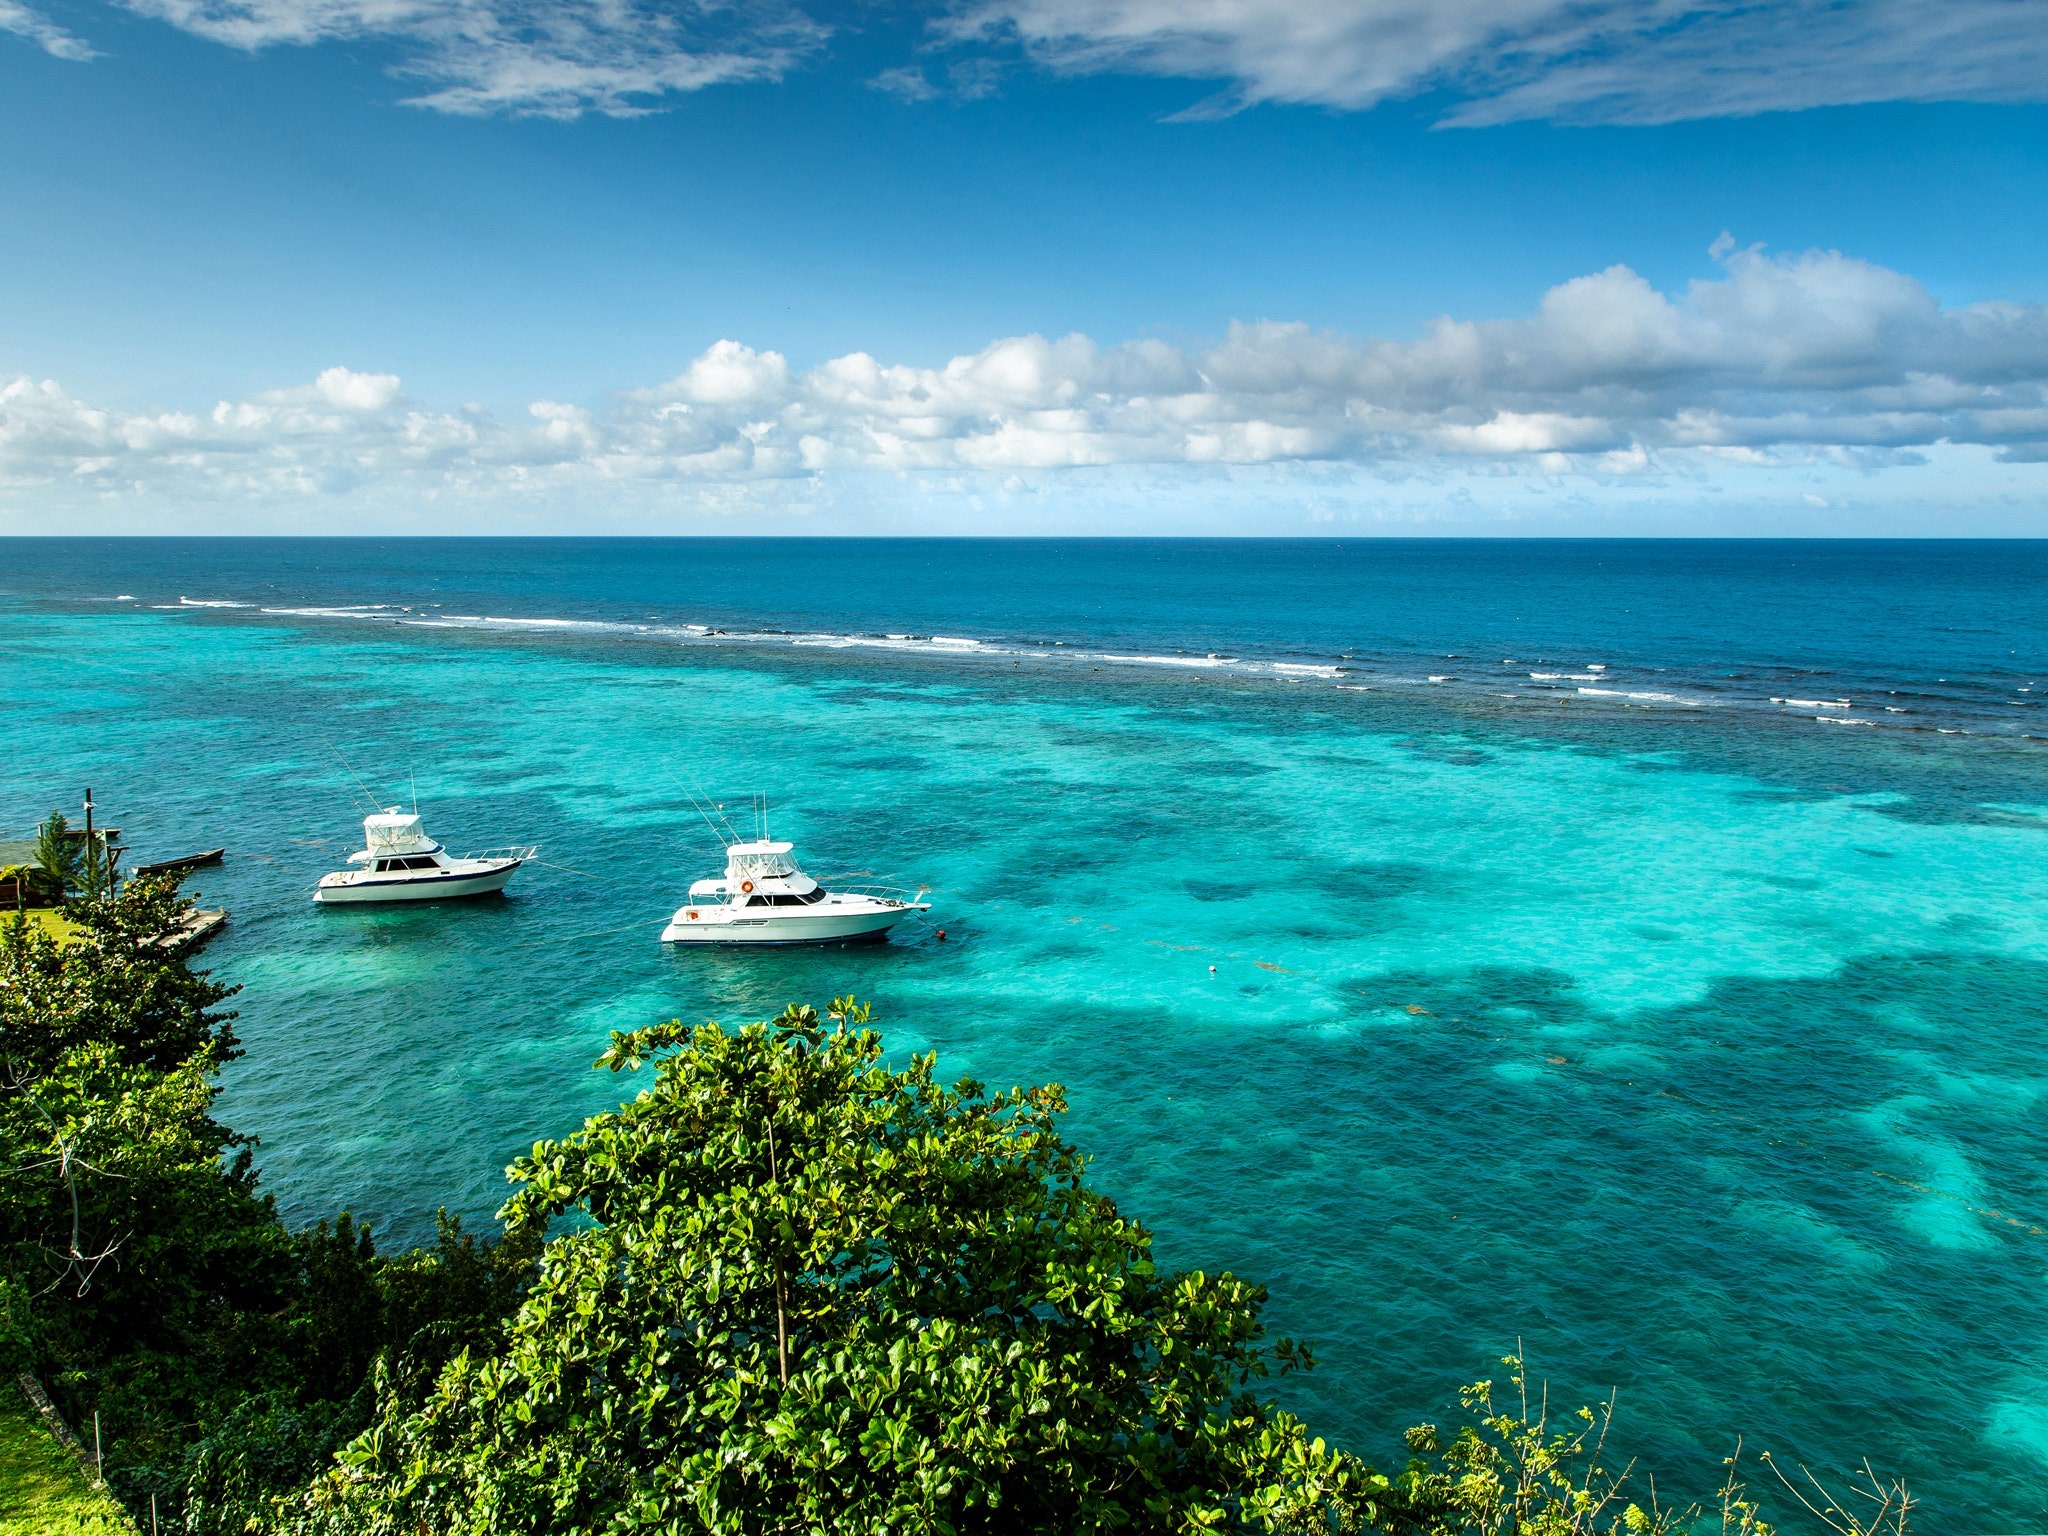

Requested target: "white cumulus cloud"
[
  {"left": 4, "top": 242, "right": 2046, "bottom": 518},
  {"left": 640, "top": 340, "right": 795, "bottom": 407},
  {"left": 313, "top": 366, "right": 403, "bottom": 410}
]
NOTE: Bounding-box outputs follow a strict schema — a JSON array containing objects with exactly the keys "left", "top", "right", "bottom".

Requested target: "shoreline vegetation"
[
  {"left": 0, "top": 879, "right": 1910, "bottom": 1534},
  {"left": 2, "top": 809, "right": 115, "bottom": 938}
]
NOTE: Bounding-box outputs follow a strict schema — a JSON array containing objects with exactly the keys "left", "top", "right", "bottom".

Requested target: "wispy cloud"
[
  {"left": 943, "top": 0, "right": 2048, "bottom": 124},
  {"left": 112, "top": 0, "right": 827, "bottom": 116},
  {"left": 15, "top": 0, "right": 2044, "bottom": 120},
  {"left": 5, "top": 243, "right": 2046, "bottom": 511},
  {"left": 868, "top": 54, "right": 1011, "bottom": 102},
  {"left": 1, "top": 0, "right": 96, "bottom": 58}
]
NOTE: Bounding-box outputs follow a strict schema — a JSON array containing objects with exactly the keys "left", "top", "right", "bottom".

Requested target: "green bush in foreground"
[{"left": 286, "top": 1000, "right": 1396, "bottom": 1534}]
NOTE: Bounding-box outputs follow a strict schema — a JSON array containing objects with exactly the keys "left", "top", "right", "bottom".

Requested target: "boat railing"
[
  {"left": 831, "top": 882, "right": 930, "bottom": 906},
  {"left": 466, "top": 845, "right": 540, "bottom": 863}
]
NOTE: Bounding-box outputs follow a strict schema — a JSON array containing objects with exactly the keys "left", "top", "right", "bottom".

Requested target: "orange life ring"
[
  {"left": 740, "top": 880, "right": 754, "bottom": 893},
  {"left": 687, "top": 910, "right": 699, "bottom": 920}
]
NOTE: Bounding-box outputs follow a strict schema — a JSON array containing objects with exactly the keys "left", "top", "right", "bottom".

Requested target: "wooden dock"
[{"left": 158, "top": 908, "right": 227, "bottom": 953}]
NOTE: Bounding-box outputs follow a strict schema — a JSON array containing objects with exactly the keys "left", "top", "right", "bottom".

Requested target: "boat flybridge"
[
  {"left": 662, "top": 832, "right": 929, "bottom": 946},
  {"left": 314, "top": 809, "right": 535, "bottom": 904}
]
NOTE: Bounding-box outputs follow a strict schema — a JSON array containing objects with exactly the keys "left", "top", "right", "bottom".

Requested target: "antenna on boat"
[
  {"left": 328, "top": 745, "right": 380, "bottom": 816},
  {"left": 661, "top": 763, "right": 745, "bottom": 850},
  {"left": 409, "top": 765, "right": 418, "bottom": 817}
]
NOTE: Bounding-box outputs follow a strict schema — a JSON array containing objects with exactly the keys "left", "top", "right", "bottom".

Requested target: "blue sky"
[{"left": 4, "top": 0, "right": 2048, "bottom": 533}]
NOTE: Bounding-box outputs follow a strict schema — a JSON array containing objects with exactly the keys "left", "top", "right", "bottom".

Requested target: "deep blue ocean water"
[{"left": 5, "top": 537, "right": 2048, "bottom": 1530}]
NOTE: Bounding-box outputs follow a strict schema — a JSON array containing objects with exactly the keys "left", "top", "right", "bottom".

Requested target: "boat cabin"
[
  {"left": 347, "top": 810, "right": 445, "bottom": 870},
  {"left": 687, "top": 838, "right": 830, "bottom": 907}
]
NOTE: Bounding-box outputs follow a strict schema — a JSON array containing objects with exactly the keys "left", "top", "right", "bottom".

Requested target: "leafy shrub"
[
  {"left": 284, "top": 1000, "right": 1396, "bottom": 1535},
  {"left": 0, "top": 881, "right": 536, "bottom": 1534}
]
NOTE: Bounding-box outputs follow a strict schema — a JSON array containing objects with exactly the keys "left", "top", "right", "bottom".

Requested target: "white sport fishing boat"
[
  {"left": 661, "top": 833, "right": 928, "bottom": 945},
  {"left": 314, "top": 809, "right": 535, "bottom": 904}
]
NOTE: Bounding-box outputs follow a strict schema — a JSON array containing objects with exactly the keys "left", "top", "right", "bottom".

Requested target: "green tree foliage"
[
  {"left": 166, "top": 1213, "right": 540, "bottom": 1536},
  {"left": 0, "top": 875, "right": 262, "bottom": 1329},
  {"left": 30, "top": 812, "right": 86, "bottom": 904},
  {"left": 287, "top": 1000, "right": 1399, "bottom": 1535},
  {"left": 0, "top": 878, "right": 538, "bottom": 1535},
  {"left": 1392, "top": 1357, "right": 1690, "bottom": 1536}
]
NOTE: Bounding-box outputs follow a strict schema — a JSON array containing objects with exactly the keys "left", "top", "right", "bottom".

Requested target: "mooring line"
[{"left": 528, "top": 858, "right": 604, "bottom": 880}]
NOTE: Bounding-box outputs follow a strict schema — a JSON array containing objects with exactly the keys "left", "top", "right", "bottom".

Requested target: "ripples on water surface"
[{"left": 5, "top": 538, "right": 2048, "bottom": 1530}]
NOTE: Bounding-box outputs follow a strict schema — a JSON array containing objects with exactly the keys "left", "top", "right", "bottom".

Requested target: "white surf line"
[
  {"left": 196, "top": 601, "right": 2019, "bottom": 731},
  {"left": 1578, "top": 686, "right": 1707, "bottom": 707},
  {"left": 212, "top": 602, "right": 1392, "bottom": 695}
]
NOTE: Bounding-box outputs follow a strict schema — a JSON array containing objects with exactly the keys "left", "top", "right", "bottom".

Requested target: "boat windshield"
[{"left": 748, "top": 889, "right": 828, "bottom": 907}]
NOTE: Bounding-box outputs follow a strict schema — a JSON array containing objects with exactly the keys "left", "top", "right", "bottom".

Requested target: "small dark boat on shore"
[{"left": 132, "top": 848, "right": 225, "bottom": 877}]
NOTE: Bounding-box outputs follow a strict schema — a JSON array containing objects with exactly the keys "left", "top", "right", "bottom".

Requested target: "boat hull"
[
  {"left": 661, "top": 905, "right": 915, "bottom": 945},
  {"left": 314, "top": 861, "right": 522, "bottom": 904}
]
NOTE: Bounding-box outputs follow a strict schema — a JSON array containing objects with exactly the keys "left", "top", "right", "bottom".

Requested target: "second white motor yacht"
[
  {"left": 314, "top": 809, "right": 535, "bottom": 904},
  {"left": 661, "top": 836, "right": 927, "bottom": 945}
]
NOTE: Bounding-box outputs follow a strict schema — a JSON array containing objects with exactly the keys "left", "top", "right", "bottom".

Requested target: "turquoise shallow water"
[{"left": 6, "top": 541, "right": 2048, "bottom": 1530}]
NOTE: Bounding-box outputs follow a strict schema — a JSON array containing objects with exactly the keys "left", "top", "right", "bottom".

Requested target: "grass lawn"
[
  {"left": 0, "top": 1392, "right": 130, "bottom": 1535},
  {"left": 1, "top": 908, "right": 81, "bottom": 944}
]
